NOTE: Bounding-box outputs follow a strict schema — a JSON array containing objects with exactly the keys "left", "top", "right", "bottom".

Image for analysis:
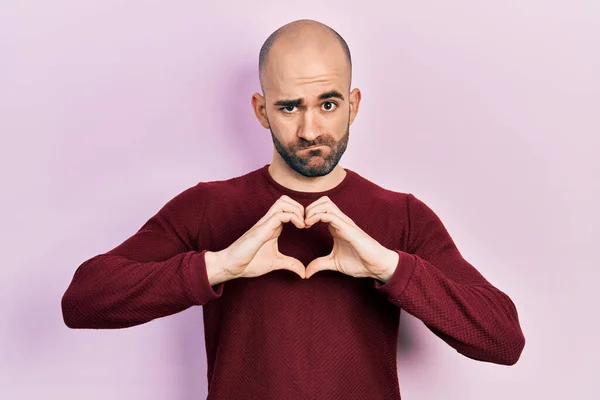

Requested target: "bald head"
[
  {"left": 251, "top": 20, "right": 362, "bottom": 179},
  {"left": 258, "top": 20, "right": 352, "bottom": 92}
]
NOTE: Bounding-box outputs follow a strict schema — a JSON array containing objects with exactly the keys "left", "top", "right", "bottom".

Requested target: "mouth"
[{"left": 300, "top": 145, "right": 327, "bottom": 151}]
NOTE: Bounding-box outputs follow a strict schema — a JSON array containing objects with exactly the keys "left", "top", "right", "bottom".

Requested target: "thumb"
[
  {"left": 273, "top": 255, "right": 306, "bottom": 279},
  {"left": 305, "top": 255, "right": 335, "bottom": 279}
]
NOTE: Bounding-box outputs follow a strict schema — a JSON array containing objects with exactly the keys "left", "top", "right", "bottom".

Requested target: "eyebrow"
[{"left": 273, "top": 90, "right": 345, "bottom": 107}]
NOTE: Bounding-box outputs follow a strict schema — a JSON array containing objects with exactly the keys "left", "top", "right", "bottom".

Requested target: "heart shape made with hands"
[{"left": 290, "top": 196, "right": 398, "bottom": 281}]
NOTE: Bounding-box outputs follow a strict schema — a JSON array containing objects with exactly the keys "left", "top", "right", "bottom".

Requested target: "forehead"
[{"left": 263, "top": 43, "right": 350, "bottom": 99}]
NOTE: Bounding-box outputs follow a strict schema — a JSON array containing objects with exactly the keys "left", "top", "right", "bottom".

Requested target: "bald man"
[{"left": 62, "top": 19, "right": 525, "bottom": 399}]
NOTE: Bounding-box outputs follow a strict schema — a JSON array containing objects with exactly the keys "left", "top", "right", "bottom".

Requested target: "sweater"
[{"left": 61, "top": 164, "right": 525, "bottom": 399}]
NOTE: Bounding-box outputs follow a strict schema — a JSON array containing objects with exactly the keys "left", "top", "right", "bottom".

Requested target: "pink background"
[{"left": 1, "top": 1, "right": 598, "bottom": 399}]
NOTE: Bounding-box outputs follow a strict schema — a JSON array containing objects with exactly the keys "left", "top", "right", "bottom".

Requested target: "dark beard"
[{"left": 269, "top": 125, "right": 350, "bottom": 178}]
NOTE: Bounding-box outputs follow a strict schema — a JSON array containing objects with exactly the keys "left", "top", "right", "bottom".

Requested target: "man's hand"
[
  {"left": 209, "top": 195, "right": 399, "bottom": 284},
  {"left": 303, "top": 196, "right": 399, "bottom": 281},
  {"left": 214, "top": 195, "right": 308, "bottom": 282}
]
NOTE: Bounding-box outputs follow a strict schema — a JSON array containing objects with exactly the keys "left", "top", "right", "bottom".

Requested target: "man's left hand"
[{"left": 303, "top": 196, "right": 399, "bottom": 281}]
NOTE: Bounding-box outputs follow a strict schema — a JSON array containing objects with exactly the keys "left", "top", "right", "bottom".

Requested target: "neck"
[{"left": 268, "top": 156, "right": 346, "bottom": 193}]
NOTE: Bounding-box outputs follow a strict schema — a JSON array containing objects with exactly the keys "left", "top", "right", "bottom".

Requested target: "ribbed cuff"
[
  {"left": 185, "top": 250, "right": 224, "bottom": 305},
  {"left": 373, "top": 250, "right": 416, "bottom": 299}
]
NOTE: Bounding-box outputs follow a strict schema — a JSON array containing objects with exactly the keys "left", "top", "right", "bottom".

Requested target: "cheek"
[
  {"left": 271, "top": 114, "right": 298, "bottom": 133},
  {"left": 327, "top": 113, "right": 349, "bottom": 132}
]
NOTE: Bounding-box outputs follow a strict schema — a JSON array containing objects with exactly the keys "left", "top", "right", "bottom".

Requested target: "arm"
[
  {"left": 373, "top": 193, "right": 525, "bottom": 365},
  {"left": 61, "top": 183, "right": 225, "bottom": 329}
]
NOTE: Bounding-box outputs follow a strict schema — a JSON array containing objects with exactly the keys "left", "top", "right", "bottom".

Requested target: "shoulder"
[
  {"left": 347, "top": 168, "right": 412, "bottom": 207},
  {"left": 172, "top": 167, "right": 261, "bottom": 208},
  {"left": 346, "top": 169, "right": 442, "bottom": 226}
]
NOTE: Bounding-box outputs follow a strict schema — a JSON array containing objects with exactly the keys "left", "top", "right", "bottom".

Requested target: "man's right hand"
[{"left": 206, "top": 195, "right": 307, "bottom": 285}]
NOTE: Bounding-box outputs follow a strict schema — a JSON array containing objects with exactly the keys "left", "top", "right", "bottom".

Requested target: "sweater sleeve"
[
  {"left": 373, "top": 193, "right": 525, "bottom": 365},
  {"left": 61, "top": 183, "right": 224, "bottom": 329}
]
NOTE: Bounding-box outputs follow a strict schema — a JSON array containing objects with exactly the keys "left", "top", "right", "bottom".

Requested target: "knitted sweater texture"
[{"left": 62, "top": 164, "right": 525, "bottom": 399}]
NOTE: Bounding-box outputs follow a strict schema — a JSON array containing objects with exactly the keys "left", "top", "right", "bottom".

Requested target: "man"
[{"left": 62, "top": 19, "right": 525, "bottom": 399}]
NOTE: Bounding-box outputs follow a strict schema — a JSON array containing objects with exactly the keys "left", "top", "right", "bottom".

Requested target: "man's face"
[
  {"left": 267, "top": 86, "right": 351, "bottom": 178},
  {"left": 254, "top": 40, "right": 360, "bottom": 178}
]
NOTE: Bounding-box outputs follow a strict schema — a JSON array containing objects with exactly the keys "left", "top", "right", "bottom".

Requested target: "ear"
[
  {"left": 251, "top": 92, "right": 270, "bottom": 129},
  {"left": 348, "top": 88, "right": 362, "bottom": 126}
]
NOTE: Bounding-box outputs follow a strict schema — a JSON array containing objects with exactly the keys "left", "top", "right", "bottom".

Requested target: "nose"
[{"left": 297, "top": 109, "right": 319, "bottom": 142}]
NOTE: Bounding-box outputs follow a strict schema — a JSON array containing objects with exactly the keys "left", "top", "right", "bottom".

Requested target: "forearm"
[
  {"left": 61, "top": 250, "right": 222, "bottom": 329},
  {"left": 375, "top": 251, "right": 525, "bottom": 365}
]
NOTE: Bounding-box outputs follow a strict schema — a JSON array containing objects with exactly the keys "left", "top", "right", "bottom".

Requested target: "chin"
[{"left": 291, "top": 157, "right": 337, "bottom": 178}]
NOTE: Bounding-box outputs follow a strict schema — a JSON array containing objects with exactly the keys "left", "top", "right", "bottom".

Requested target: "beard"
[{"left": 269, "top": 123, "right": 350, "bottom": 178}]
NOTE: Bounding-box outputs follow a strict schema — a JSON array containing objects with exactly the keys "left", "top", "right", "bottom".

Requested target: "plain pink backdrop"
[{"left": 1, "top": 1, "right": 598, "bottom": 399}]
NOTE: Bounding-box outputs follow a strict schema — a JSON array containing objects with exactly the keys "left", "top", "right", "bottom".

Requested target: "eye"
[
  {"left": 322, "top": 102, "right": 337, "bottom": 111},
  {"left": 281, "top": 105, "right": 297, "bottom": 113}
]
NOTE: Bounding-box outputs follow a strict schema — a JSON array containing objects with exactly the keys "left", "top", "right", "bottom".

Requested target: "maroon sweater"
[{"left": 61, "top": 164, "right": 525, "bottom": 399}]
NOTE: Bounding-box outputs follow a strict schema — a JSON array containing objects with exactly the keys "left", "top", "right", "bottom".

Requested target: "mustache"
[{"left": 296, "top": 139, "right": 334, "bottom": 149}]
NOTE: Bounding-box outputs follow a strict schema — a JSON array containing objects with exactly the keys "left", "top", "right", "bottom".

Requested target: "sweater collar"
[{"left": 260, "top": 164, "right": 354, "bottom": 199}]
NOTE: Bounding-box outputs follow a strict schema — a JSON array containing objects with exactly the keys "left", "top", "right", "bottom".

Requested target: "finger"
[
  {"left": 271, "top": 209, "right": 306, "bottom": 230},
  {"left": 273, "top": 254, "right": 306, "bottom": 279},
  {"left": 259, "top": 199, "right": 304, "bottom": 227},
  {"left": 305, "top": 198, "right": 354, "bottom": 226},
  {"left": 304, "top": 208, "right": 349, "bottom": 230},
  {"left": 271, "top": 196, "right": 305, "bottom": 224},
  {"left": 279, "top": 195, "right": 304, "bottom": 211},
  {"left": 304, "top": 196, "right": 329, "bottom": 217},
  {"left": 254, "top": 210, "right": 304, "bottom": 246},
  {"left": 278, "top": 195, "right": 304, "bottom": 216},
  {"left": 305, "top": 255, "right": 335, "bottom": 279}
]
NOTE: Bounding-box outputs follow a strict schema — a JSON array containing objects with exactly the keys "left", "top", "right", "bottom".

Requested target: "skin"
[{"left": 251, "top": 20, "right": 362, "bottom": 193}]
